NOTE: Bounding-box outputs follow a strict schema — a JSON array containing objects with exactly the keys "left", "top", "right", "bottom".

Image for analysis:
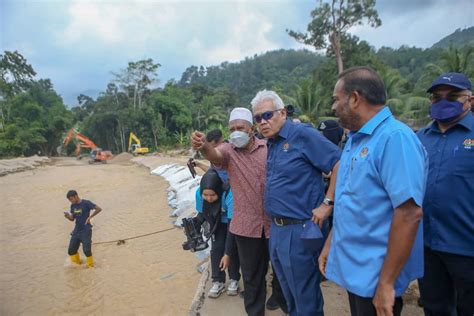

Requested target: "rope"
[{"left": 93, "top": 227, "right": 177, "bottom": 246}]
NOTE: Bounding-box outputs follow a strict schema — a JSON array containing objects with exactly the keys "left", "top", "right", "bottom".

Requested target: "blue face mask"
[{"left": 430, "top": 99, "right": 465, "bottom": 122}]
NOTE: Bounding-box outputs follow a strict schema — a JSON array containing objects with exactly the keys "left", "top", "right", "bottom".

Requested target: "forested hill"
[
  {"left": 1, "top": 28, "right": 473, "bottom": 158},
  {"left": 176, "top": 27, "right": 474, "bottom": 106},
  {"left": 178, "top": 49, "right": 325, "bottom": 105},
  {"left": 432, "top": 27, "right": 474, "bottom": 49}
]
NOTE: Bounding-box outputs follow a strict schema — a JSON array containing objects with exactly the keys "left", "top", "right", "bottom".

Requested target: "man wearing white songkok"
[{"left": 191, "top": 107, "right": 273, "bottom": 316}]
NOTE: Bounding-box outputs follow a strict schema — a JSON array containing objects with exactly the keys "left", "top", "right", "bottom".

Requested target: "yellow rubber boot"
[
  {"left": 86, "top": 256, "right": 94, "bottom": 268},
  {"left": 70, "top": 253, "right": 82, "bottom": 265}
]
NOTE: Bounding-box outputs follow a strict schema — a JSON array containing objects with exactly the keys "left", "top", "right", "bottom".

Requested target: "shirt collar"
[
  {"left": 425, "top": 111, "right": 473, "bottom": 134},
  {"left": 350, "top": 106, "right": 392, "bottom": 137},
  {"left": 268, "top": 120, "right": 292, "bottom": 144},
  {"left": 277, "top": 120, "right": 292, "bottom": 139}
]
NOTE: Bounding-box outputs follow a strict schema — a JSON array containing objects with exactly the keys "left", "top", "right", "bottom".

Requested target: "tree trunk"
[
  {"left": 133, "top": 84, "right": 138, "bottom": 109},
  {"left": 330, "top": 33, "right": 344, "bottom": 74},
  {"left": 151, "top": 124, "right": 158, "bottom": 149},
  {"left": 0, "top": 106, "right": 5, "bottom": 133}
]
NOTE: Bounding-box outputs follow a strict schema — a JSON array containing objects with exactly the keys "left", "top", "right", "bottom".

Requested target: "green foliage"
[
  {"left": 0, "top": 50, "right": 36, "bottom": 98},
  {"left": 288, "top": 0, "right": 381, "bottom": 73},
  {"left": 285, "top": 78, "right": 323, "bottom": 124},
  {"left": 432, "top": 27, "right": 474, "bottom": 49},
  {"left": 0, "top": 76, "right": 72, "bottom": 157},
  {"left": 2, "top": 26, "right": 473, "bottom": 157},
  {"left": 179, "top": 49, "right": 325, "bottom": 105}
]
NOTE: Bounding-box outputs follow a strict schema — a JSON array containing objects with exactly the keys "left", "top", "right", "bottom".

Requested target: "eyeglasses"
[
  {"left": 429, "top": 93, "right": 471, "bottom": 103},
  {"left": 254, "top": 109, "right": 281, "bottom": 123}
]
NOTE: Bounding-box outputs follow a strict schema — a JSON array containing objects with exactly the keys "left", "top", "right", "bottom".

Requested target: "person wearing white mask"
[{"left": 191, "top": 107, "right": 275, "bottom": 316}]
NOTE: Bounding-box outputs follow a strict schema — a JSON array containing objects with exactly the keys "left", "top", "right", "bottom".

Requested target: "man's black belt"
[{"left": 273, "top": 217, "right": 305, "bottom": 226}]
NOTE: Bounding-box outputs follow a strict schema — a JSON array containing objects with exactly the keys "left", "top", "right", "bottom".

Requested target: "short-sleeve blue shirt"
[
  {"left": 417, "top": 112, "right": 474, "bottom": 257},
  {"left": 70, "top": 199, "right": 96, "bottom": 234},
  {"left": 326, "top": 107, "right": 428, "bottom": 298},
  {"left": 195, "top": 188, "right": 233, "bottom": 223},
  {"left": 265, "top": 120, "right": 341, "bottom": 219}
]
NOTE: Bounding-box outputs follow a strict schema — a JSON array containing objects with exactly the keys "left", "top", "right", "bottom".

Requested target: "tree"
[
  {"left": 286, "top": 79, "right": 323, "bottom": 124},
  {"left": 415, "top": 45, "right": 474, "bottom": 95},
  {"left": 287, "top": 0, "right": 381, "bottom": 73},
  {"left": 112, "top": 58, "right": 161, "bottom": 109},
  {"left": 0, "top": 79, "right": 72, "bottom": 157},
  {"left": 0, "top": 51, "right": 38, "bottom": 133},
  {"left": 0, "top": 50, "right": 36, "bottom": 98}
]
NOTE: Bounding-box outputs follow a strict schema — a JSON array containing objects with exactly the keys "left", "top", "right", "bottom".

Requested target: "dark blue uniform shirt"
[
  {"left": 417, "top": 112, "right": 474, "bottom": 257},
  {"left": 265, "top": 120, "right": 341, "bottom": 220},
  {"left": 69, "top": 199, "right": 96, "bottom": 234}
]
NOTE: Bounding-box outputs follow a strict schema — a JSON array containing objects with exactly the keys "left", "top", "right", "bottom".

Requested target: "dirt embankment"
[{"left": 0, "top": 155, "right": 51, "bottom": 177}]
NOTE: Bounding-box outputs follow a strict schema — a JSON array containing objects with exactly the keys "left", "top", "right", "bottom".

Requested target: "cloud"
[
  {"left": 2, "top": 0, "right": 472, "bottom": 106},
  {"left": 350, "top": 0, "right": 474, "bottom": 48}
]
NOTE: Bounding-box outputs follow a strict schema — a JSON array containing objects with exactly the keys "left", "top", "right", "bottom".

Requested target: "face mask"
[
  {"left": 229, "top": 131, "right": 250, "bottom": 148},
  {"left": 430, "top": 99, "right": 465, "bottom": 122}
]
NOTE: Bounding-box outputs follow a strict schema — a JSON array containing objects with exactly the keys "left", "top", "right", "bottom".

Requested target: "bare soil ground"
[{"left": 0, "top": 155, "right": 423, "bottom": 315}]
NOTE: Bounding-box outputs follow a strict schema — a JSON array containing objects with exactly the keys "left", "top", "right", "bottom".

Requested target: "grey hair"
[{"left": 250, "top": 90, "right": 284, "bottom": 111}]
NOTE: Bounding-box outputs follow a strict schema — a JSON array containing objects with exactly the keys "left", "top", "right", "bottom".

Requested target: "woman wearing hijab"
[{"left": 195, "top": 169, "right": 240, "bottom": 298}]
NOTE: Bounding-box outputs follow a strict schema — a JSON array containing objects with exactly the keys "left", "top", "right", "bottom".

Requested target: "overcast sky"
[{"left": 1, "top": 0, "right": 473, "bottom": 106}]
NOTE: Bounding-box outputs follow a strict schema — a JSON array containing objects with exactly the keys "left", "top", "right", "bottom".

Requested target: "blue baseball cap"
[{"left": 427, "top": 72, "right": 472, "bottom": 93}]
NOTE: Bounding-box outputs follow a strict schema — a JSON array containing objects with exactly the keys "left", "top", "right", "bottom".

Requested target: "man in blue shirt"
[
  {"left": 64, "top": 190, "right": 102, "bottom": 268},
  {"left": 252, "top": 89, "right": 341, "bottom": 316},
  {"left": 417, "top": 72, "right": 474, "bottom": 316},
  {"left": 319, "top": 67, "right": 427, "bottom": 316}
]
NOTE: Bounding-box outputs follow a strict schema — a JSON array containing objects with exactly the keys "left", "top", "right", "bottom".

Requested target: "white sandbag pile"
[
  {"left": 151, "top": 163, "right": 201, "bottom": 226},
  {"left": 151, "top": 163, "right": 210, "bottom": 262}
]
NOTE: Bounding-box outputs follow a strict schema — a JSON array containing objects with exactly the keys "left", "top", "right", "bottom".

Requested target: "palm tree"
[
  {"left": 416, "top": 45, "right": 474, "bottom": 93},
  {"left": 287, "top": 78, "right": 323, "bottom": 124},
  {"left": 197, "top": 95, "right": 227, "bottom": 130},
  {"left": 380, "top": 68, "right": 408, "bottom": 117}
]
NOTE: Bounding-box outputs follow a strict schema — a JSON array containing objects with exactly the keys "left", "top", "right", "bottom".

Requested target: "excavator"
[
  {"left": 62, "top": 128, "right": 114, "bottom": 163},
  {"left": 128, "top": 132, "right": 150, "bottom": 155}
]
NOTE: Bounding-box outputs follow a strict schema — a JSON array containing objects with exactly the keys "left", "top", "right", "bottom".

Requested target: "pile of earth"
[
  {"left": 109, "top": 152, "right": 134, "bottom": 164},
  {"left": 0, "top": 155, "right": 50, "bottom": 177}
]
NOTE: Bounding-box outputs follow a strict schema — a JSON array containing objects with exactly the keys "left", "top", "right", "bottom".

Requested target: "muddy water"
[{"left": 0, "top": 159, "right": 200, "bottom": 315}]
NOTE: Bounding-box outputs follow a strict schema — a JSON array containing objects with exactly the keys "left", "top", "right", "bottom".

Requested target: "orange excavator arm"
[
  {"left": 75, "top": 133, "right": 98, "bottom": 149},
  {"left": 74, "top": 133, "right": 97, "bottom": 157},
  {"left": 63, "top": 128, "right": 75, "bottom": 147},
  {"left": 63, "top": 129, "right": 99, "bottom": 158}
]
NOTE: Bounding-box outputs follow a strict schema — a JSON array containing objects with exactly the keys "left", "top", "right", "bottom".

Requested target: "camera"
[
  {"left": 285, "top": 104, "right": 295, "bottom": 117},
  {"left": 181, "top": 217, "right": 209, "bottom": 252},
  {"left": 187, "top": 158, "right": 197, "bottom": 178}
]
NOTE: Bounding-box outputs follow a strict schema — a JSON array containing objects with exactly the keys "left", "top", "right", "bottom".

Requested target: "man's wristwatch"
[{"left": 323, "top": 197, "right": 334, "bottom": 206}]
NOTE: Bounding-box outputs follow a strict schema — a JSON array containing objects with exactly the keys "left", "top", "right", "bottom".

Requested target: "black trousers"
[
  {"left": 419, "top": 247, "right": 474, "bottom": 316},
  {"left": 68, "top": 229, "right": 92, "bottom": 257},
  {"left": 235, "top": 231, "right": 269, "bottom": 316},
  {"left": 348, "top": 291, "right": 403, "bottom": 316},
  {"left": 210, "top": 222, "right": 241, "bottom": 282}
]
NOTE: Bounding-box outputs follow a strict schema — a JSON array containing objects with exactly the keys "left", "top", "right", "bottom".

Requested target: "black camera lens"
[{"left": 285, "top": 104, "right": 295, "bottom": 117}]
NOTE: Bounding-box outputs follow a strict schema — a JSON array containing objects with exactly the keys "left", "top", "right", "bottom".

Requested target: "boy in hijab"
[{"left": 195, "top": 169, "right": 241, "bottom": 298}]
